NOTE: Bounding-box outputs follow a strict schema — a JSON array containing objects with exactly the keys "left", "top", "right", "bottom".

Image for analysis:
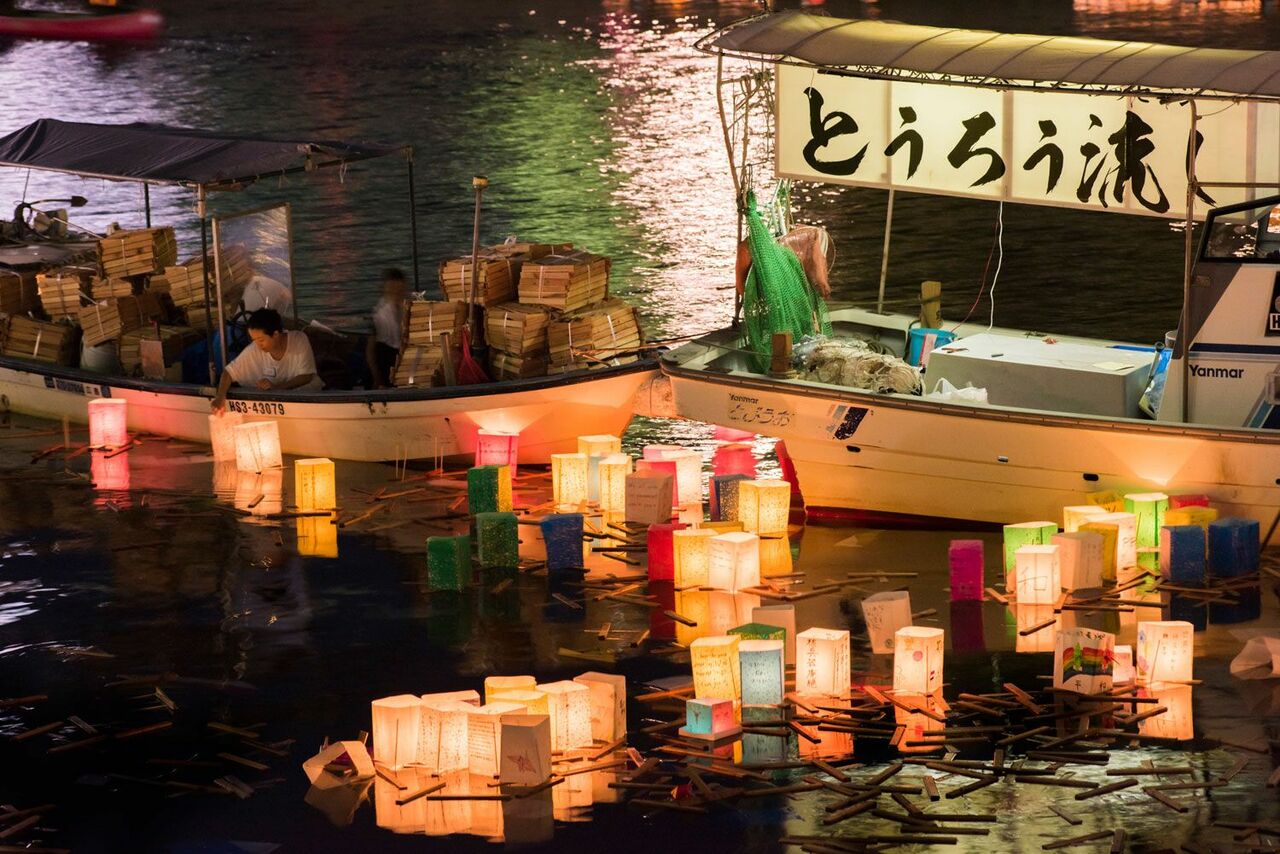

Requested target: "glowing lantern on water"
[
  {"left": 598, "top": 453, "right": 631, "bottom": 513},
  {"left": 476, "top": 430, "right": 519, "bottom": 472},
  {"left": 499, "top": 714, "right": 551, "bottom": 785},
  {"left": 467, "top": 465, "right": 512, "bottom": 514},
  {"left": 490, "top": 689, "right": 548, "bottom": 716},
  {"left": 738, "top": 480, "right": 790, "bottom": 536},
  {"left": 1136, "top": 620, "right": 1194, "bottom": 685},
  {"left": 1139, "top": 685, "right": 1194, "bottom": 740},
  {"left": 551, "top": 453, "right": 588, "bottom": 508},
  {"left": 679, "top": 697, "right": 739, "bottom": 741},
  {"left": 540, "top": 514, "right": 585, "bottom": 576},
  {"left": 645, "top": 522, "right": 687, "bottom": 582},
  {"left": 418, "top": 696, "right": 472, "bottom": 773},
  {"left": 1053, "top": 627, "right": 1115, "bottom": 694},
  {"left": 1063, "top": 504, "right": 1109, "bottom": 533},
  {"left": 893, "top": 627, "right": 944, "bottom": 696},
  {"left": 573, "top": 672, "right": 627, "bottom": 742},
  {"left": 664, "top": 450, "right": 703, "bottom": 508},
  {"left": 484, "top": 675, "right": 536, "bottom": 704},
  {"left": 296, "top": 514, "right": 338, "bottom": 558},
  {"left": 88, "top": 398, "right": 128, "bottom": 449},
  {"left": 862, "top": 590, "right": 912, "bottom": 654},
  {"left": 690, "top": 635, "right": 742, "bottom": 702},
  {"left": 1079, "top": 521, "right": 1119, "bottom": 583},
  {"left": 1092, "top": 511, "right": 1138, "bottom": 574},
  {"left": 948, "top": 540, "right": 984, "bottom": 601},
  {"left": 294, "top": 457, "right": 336, "bottom": 511},
  {"left": 476, "top": 512, "right": 518, "bottom": 568},
  {"left": 468, "top": 701, "right": 528, "bottom": 778},
  {"left": 1002, "top": 521, "right": 1057, "bottom": 590},
  {"left": 673, "top": 528, "right": 716, "bottom": 588},
  {"left": 710, "top": 473, "right": 749, "bottom": 522},
  {"left": 577, "top": 434, "right": 621, "bottom": 458},
  {"left": 536, "top": 681, "right": 593, "bottom": 751},
  {"left": 1113, "top": 645, "right": 1135, "bottom": 683},
  {"left": 625, "top": 470, "right": 673, "bottom": 525},
  {"left": 371, "top": 694, "right": 421, "bottom": 770},
  {"left": 427, "top": 535, "right": 470, "bottom": 591},
  {"left": 233, "top": 421, "right": 282, "bottom": 472},
  {"left": 712, "top": 442, "right": 756, "bottom": 478},
  {"left": 708, "top": 531, "right": 760, "bottom": 592},
  {"left": 1165, "top": 505, "right": 1218, "bottom": 530},
  {"left": 796, "top": 628, "right": 850, "bottom": 697},
  {"left": 739, "top": 639, "right": 784, "bottom": 705},
  {"left": 1052, "top": 531, "right": 1104, "bottom": 590},
  {"left": 208, "top": 411, "right": 243, "bottom": 461},
  {"left": 753, "top": 604, "right": 796, "bottom": 666},
  {"left": 1015, "top": 544, "right": 1061, "bottom": 604},
  {"left": 1125, "top": 492, "right": 1169, "bottom": 548},
  {"left": 1159, "top": 524, "right": 1206, "bottom": 586}
]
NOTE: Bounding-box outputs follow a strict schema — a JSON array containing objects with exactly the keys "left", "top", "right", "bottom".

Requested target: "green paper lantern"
[
  {"left": 476, "top": 512, "right": 519, "bottom": 568},
  {"left": 428, "top": 535, "right": 470, "bottom": 591},
  {"left": 467, "top": 465, "right": 512, "bottom": 515}
]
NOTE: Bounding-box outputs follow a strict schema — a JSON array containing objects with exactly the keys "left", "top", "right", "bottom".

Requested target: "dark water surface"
[{"left": 3, "top": 1, "right": 1280, "bottom": 852}]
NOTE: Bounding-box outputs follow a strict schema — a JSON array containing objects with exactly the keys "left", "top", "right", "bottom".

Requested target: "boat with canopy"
[
  {"left": 663, "top": 10, "right": 1280, "bottom": 541},
  {"left": 0, "top": 120, "right": 656, "bottom": 463}
]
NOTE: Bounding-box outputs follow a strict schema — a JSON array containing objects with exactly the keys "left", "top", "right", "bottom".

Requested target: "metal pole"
[
  {"left": 876, "top": 188, "right": 895, "bottom": 314},
  {"left": 143, "top": 183, "right": 151, "bottom": 228},
  {"left": 212, "top": 217, "right": 229, "bottom": 370},
  {"left": 407, "top": 152, "right": 420, "bottom": 291},
  {"left": 1180, "top": 103, "right": 1199, "bottom": 425},
  {"left": 467, "top": 176, "right": 488, "bottom": 346},
  {"left": 197, "top": 186, "right": 216, "bottom": 387},
  {"left": 716, "top": 54, "right": 746, "bottom": 327}
]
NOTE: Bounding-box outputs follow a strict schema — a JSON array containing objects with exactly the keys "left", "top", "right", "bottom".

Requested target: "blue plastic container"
[{"left": 908, "top": 327, "right": 956, "bottom": 367}]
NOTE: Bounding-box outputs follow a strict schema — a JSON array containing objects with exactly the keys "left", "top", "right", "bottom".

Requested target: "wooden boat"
[
  {"left": 668, "top": 12, "right": 1280, "bottom": 542},
  {"left": 0, "top": 120, "right": 655, "bottom": 462},
  {"left": 0, "top": 4, "right": 163, "bottom": 41}
]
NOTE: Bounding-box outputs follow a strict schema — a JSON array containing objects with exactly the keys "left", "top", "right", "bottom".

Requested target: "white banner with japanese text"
[{"left": 777, "top": 63, "right": 1280, "bottom": 220}]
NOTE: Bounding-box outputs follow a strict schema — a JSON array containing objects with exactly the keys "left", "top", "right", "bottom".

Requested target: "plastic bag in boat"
[{"left": 926, "top": 378, "right": 988, "bottom": 405}]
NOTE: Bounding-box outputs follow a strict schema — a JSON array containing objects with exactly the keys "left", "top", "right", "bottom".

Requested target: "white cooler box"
[{"left": 925, "top": 333, "right": 1154, "bottom": 418}]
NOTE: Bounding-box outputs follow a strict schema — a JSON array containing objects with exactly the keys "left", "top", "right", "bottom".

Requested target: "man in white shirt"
[
  {"left": 364, "top": 267, "right": 406, "bottom": 388},
  {"left": 211, "top": 308, "right": 322, "bottom": 413}
]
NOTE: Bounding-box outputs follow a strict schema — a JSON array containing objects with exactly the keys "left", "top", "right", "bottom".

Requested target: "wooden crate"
[
  {"left": 392, "top": 345, "right": 448, "bottom": 388},
  {"left": 90, "top": 276, "right": 134, "bottom": 300},
  {"left": 78, "top": 293, "right": 165, "bottom": 347},
  {"left": 518, "top": 251, "right": 609, "bottom": 312},
  {"left": 120, "top": 325, "right": 202, "bottom": 377},
  {"left": 403, "top": 299, "right": 466, "bottom": 348},
  {"left": 547, "top": 297, "right": 642, "bottom": 367},
  {"left": 37, "top": 267, "right": 93, "bottom": 320},
  {"left": 439, "top": 254, "right": 518, "bottom": 307},
  {"left": 3, "top": 315, "right": 78, "bottom": 365},
  {"left": 490, "top": 350, "right": 548, "bottom": 380},
  {"left": 0, "top": 268, "right": 38, "bottom": 316},
  {"left": 99, "top": 227, "right": 178, "bottom": 278},
  {"left": 484, "top": 302, "right": 550, "bottom": 356},
  {"left": 147, "top": 271, "right": 171, "bottom": 295},
  {"left": 490, "top": 241, "right": 571, "bottom": 260},
  {"left": 164, "top": 246, "right": 252, "bottom": 308}
]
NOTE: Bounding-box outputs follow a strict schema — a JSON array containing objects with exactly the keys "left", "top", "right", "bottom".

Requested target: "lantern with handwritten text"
[
  {"left": 208, "top": 412, "right": 243, "bottom": 461},
  {"left": 893, "top": 627, "right": 944, "bottom": 696},
  {"left": 739, "top": 639, "right": 785, "bottom": 705},
  {"left": 1052, "top": 531, "right": 1103, "bottom": 590},
  {"left": 862, "top": 591, "right": 912, "bottom": 653},
  {"left": 536, "top": 681, "right": 592, "bottom": 751},
  {"left": 691, "top": 635, "right": 742, "bottom": 702},
  {"left": 796, "top": 628, "right": 850, "bottom": 697},
  {"left": 574, "top": 672, "right": 627, "bottom": 742},
  {"left": 1003, "top": 521, "right": 1057, "bottom": 590},
  {"left": 476, "top": 429, "right": 519, "bottom": 472},
  {"left": 88, "top": 398, "right": 128, "bottom": 449},
  {"left": 1136, "top": 620, "right": 1194, "bottom": 686},
  {"left": 418, "top": 696, "right": 471, "bottom": 773},
  {"left": 673, "top": 528, "right": 716, "bottom": 588},
  {"left": 1015, "top": 545, "right": 1061, "bottom": 604},
  {"left": 233, "top": 421, "right": 282, "bottom": 472},
  {"left": 1053, "top": 627, "right": 1115, "bottom": 694},
  {"left": 468, "top": 701, "right": 528, "bottom": 777},
  {"left": 708, "top": 531, "right": 760, "bottom": 592},
  {"left": 738, "top": 479, "right": 790, "bottom": 536},
  {"left": 294, "top": 457, "right": 336, "bottom": 511}
]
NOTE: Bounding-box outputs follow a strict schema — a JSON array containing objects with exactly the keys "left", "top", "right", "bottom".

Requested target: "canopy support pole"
[
  {"left": 212, "top": 217, "right": 229, "bottom": 370},
  {"left": 407, "top": 152, "right": 419, "bottom": 291},
  {"left": 716, "top": 53, "right": 744, "bottom": 328},
  {"left": 198, "top": 186, "right": 216, "bottom": 387},
  {"left": 1179, "top": 103, "right": 1199, "bottom": 425},
  {"left": 143, "top": 184, "right": 151, "bottom": 228},
  {"left": 876, "top": 188, "right": 895, "bottom": 314}
]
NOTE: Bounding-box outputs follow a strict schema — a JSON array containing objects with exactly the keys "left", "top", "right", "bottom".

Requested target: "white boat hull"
[{"left": 0, "top": 357, "right": 656, "bottom": 463}]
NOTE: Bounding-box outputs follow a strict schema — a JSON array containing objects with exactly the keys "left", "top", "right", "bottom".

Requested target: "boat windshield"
[{"left": 1204, "top": 199, "right": 1280, "bottom": 262}]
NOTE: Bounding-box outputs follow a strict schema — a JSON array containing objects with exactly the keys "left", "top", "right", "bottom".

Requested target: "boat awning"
[
  {"left": 700, "top": 11, "right": 1280, "bottom": 102},
  {"left": 0, "top": 119, "right": 410, "bottom": 189}
]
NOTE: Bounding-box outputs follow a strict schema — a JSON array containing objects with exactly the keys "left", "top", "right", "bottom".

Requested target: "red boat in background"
[{"left": 0, "top": 4, "right": 163, "bottom": 41}]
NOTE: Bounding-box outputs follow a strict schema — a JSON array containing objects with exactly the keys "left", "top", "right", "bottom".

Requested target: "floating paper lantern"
[
  {"left": 1159, "top": 525, "right": 1206, "bottom": 586},
  {"left": 208, "top": 412, "right": 243, "bottom": 461},
  {"left": 484, "top": 675, "right": 536, "bottom": 704},
  {"left": 1125, "top": 492, "right": 1169, "bottom": 548},
  {"left": 233, "top": 420, "right": 283, "bottom": 472},
  {"left": 1169, "top": 494, "right": 1210, "bottom": 509},
  {"left": 468, "top": 701, "right": 528, "bottom": 777},
  {"left": 499, "top": 714, "right": 551, "bottom": 785},
  {"left": 708, "top": 531, "right": 760, "bottom": 592},
  {"left": 303, "top": 739, "right": 375, "bottom": 785},
  {"left": 1164, "top": 505, "right": 1218, "bottom": 530},
  {"left": 578, "top": 434, "right": 621, "bottom": 458},
  {"left": 1014, "top": 544, "right": 1061, "bottom": 605},
  {"left": 418, "top": 696, "right": 472, "bottom": 773},
  {"left": 1113, "top": 645, "right": 1135, "bottom": 683},
  {"left": 712, "top": 442, "right": 757, "bottom": 479},
  {"left": 678, "top": 697, "right": 739, "bottom": 741},
  {"left": 739, "top": 639, "right": 784, "bottom": 705},
  {"left": 664, "top": 450, "right": 703, "bottom": 508},
  {"left": 536, "top": 681, "right": 593, "bottom": 751},
  {"left": 728, "top": 622, "right": 785, "bottom": 643},
  {"left": 738, "top": 479, "right": 790, "bottom": 536},
  {"left": 1053, "top": 627, "right": 1115, "bottom": 694},
  {"left": 1093, "top": 511, "right": 1138, "bottom": 574},
  {"left": 476, "top": 429, "right": 518, "bottom": 472},
  {"left": 598, "top": 453, "right": 632, "bottom": 513},
  {"left": 88, "top": 398, "right": 128, "bottom": 449},
  {"left": 1136, "top": 620, "right": 1194, "bottom": 685},
  {"left": 862, "top": 590, "right": 912, "bottom": 654},
  {"left": 573, "top": 672, "right": 627, "bottom": 742},
  {"left": 489, "top": 689, "right": 548, "bottom": 716},
  {"left": 1052, "top": 531, "right": 1104, "bottom": 590},
  {"left": 892, "top": 626, "right": 944, "bottom": 696},
  {"left": 294, "top": 457, "right": 336, "bottom": 511},
  {"left": 427, "top": 535, "right": 470, "bottom": 591},
  {"left": 1139, "top": 685, "right": 1193, "bottom": 740},
  {"left": 758, "top": 535, "right": 793, "bottom": 577},
  {"left": 551, "top": 453, "right": 588, "bottom": 509},
  {"left": 1208, "top": 518, "right": 1261, "bottom": 623},
  {"left": 796, "top": 628, "right": 851, "bottom": 697},
  {"left": 476, "top": 512, "right": 518, "bottom": 568},
  {"left": 1003, "top": 522, "right": 1057, "bottom": 590},
  {"left": 754, "top": 604, "right": 796, "bottom": 666},
  {"left": 690, "top": 635, "right": 742, "bottom": 702},
  {"left": 371, "top": 694, "right": 421, "bottom": 770},
  {"left": 948, "top": 540, "right": 984, "bottom": 601},
  {"left": 672, "top": 528, "right": 716, "bottom": 588},
  {"left": 1063, "top": 504, "right": 1108, "bottom": 533},
  {"left": 296, "top": 513, "right": 338, "bottom": 558},
  {"left": 467, "top": 465, "right": 512, "bottom": 514},
  {"left": 1079, "top": 521, "right": 1119, "bottom": 583},
  {"left": 540, "top": 514, "right": 585, "bottom": 575},
  {"left": 710, "top": 474, "right": 750, "bottom": 522},
  {"left": 1015, "top": 604, "right": 1057, "bottom": 653},
  {"left": 645, "top": 522, "right": 687, "bottom": 582},
  {"left": 624, "top": 470, "right": 673, "bottom": 525}
]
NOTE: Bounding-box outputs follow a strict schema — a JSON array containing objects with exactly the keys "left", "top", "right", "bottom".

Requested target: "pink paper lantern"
[
  {"left": 713, "top": 425, "right": 756, "bottom": 443},
  {"left": 948, "top": 540, "right": 984, "bottom": 601},
  {"left": 1169, "top": 494, "right": 1211, "bottom": 509},
  {"left": 636, "top": 459, "right": 679, "bottom": 507},
  {"left": 712, "top": 443, "right": 756, "bottom": 479},
  {"left": 88, "top": 398, "right": 128, "bottom": 449},
  {"left": 475, "top": 430, "right": 518, "bottom": 474},
  {"left": 646, "top": 522, "right": 688, "bottom": 582}
]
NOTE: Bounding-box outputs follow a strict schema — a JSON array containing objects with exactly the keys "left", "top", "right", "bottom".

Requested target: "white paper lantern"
[
  {"left": 551, "top": 453, "right": 589, "bottom": 508},
  {"left": 597, "top": 453, "right": 632, "bottom": 513},
  {"left": 467, "top": 701, "right": 528, "bottom": 777},
  {"left": 294, "top": 457, "right": 336, "bottom": 511},
  {"left": 371, "top": 694, "right": 421, "bottom": 770},
  {"left": 233, "top": 420, "right": 282, "bottom": 472},
  {"left": 1063, "top": 504, "right": 1109, "bottom": 533},
  {"left": 708, "top": 531, "right": 761, "bottom": 592},
  {"left": 418, "top": 696, "right": 472, "bottom": 773},
  {"left": 753, "top": 604, "right": 796, "bottom": 666},
  {"left": 1093, "top": 511, "right": 1139, "bottom": 573},
  {"left": 87, "top": 398, "right": 128, "bottom": 449},
  {"left": 1053, "top": 627, "right": 1115, "bottom": 694},
  {"left": 673, "top": 528, "right": 716, "bottom": 589},
  {"left": 796, "top": 628, "right": 851, "bottom": 697},
  {"left": 573, "top": 672, "right": 627, "bottom": 743},
  {"left": 1015, "top": 544, "right": 1061, "bottom": 604},
  {"left": 208, "top": 412, "right": 244, "bottom": 462},
  {"left": 862, "top": 590, "right": 912, "bottom": 654},
  {"left": 1052, "top": 531, "right": 1104, "bottom": 590},
  {"left": 1136, "top": 620, "right": 1194, "bottom": 686},
  {"left": 665, "top": 450, "right": 703, "bottom": 508},
  {"left": 1113, "top": 645, "right": 1135, "bottom": 683},
  {"left": 484, "top": 675, "right": 536, "bottom": 704},
  {"left": 487, "top": 688, "right": 548, "bottom": 716},
  {"left": 738, "top": 479, "right": 790, "bottom": 536},
  {"left": 536, "top": 680, "right": 593, "bottom": 751},
  {"left": 499, "top": 714, "right": 552, "bottom": 786},
  {"left": 577, "top": 434, "right": 622, "bottom": 458},
  {"left": 690, "top": 635, "right": 742, "bottom": 703},
  {"left": 739, "top": 639, "right": 785, "bottom": 705},
  {"left": 893, "top": 626, "right": 944, "bottom": 696}
]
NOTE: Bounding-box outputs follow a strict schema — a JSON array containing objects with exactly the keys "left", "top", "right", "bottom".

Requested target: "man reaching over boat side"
[
  {"left": 210, "top": 308, "right": 322, "bottom": 413},
  {"left": 364, "top": 267, "right": 406, "bottom": 389}
]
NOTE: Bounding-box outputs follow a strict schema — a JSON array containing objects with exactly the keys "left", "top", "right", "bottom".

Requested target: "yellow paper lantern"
[
  {"left": 1063, "top": 504, "right": 1108, "bottom": 533},
  {"left": 573, "top": 672, "right": 627, "bottom": 742},
  {"left": 294, "top": 457, "right": 336, "bottom": 511},
  {"left": 690, "top": 635, "right": 742, "bottom": 702},
  {"left": 577, "top": 434, "right": 622, "bottom": 458},
  {"left": 598, "top": 453, "right": 632, "bottom": 513},
  {"left": 551, "top": 453, "right": 589, "bottom": 509},
  {"left": 476, "top": 429, "right": 519, "bottom": 472},
  {"left": 208, "top": 412, "right": 243, "bottom": 462},
  {"left": 418, "top": 696, "right": 472, "bottom": 773},
  {"left": 1051, "top": 531, "right": 1104, "bottom": 590},
  {"left": 88, "top": 398, "right": 128, "bottom": 449},
  {"left": 536, "top": 681, "right": 593, "bottom": 751},
  {"left": 796, "top": 628, "right": 851, "bottom": 697},
  {"left": 1164, "top": 505, "right": 1219, "bottom": 530},
  {"left": 487, "top": 689, "right": 548, "bottom": 717},
  {"left": 672, "top": 528, "right": 716, "bottom": 589},
  {"left": 371, "top": 694, "right": 422, "bottom": 770},
  {"left": 467, "top": 701, "right": 528, "bottom": 777},
  {"left": 1014, "top": 544, "right": 1061, "bottom": 604},
  {"left": 1136, "top": 620, "right": 1194, "bottom": 685},
  {"left": 738, "top": 479, "right": 790, "bottom": 536},
  {"left": 892, "top": 626, "right": 944, "bottom": 696},
  {"left": 758, "top": 535, "right": 793, "bottom": 577},
  {"left": 484, "top": 675, "right": 536, "bottom": 704},
  {"left": 296, "top": 513, "right": 338, "bottom": 558},
  {"left": 233, "top": 420, "right": 283, "bottom": 472},
  {"left": 708, "top": 531, "right": 760, "bottom": 592}
]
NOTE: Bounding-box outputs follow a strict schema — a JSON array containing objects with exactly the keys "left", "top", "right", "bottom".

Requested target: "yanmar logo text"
[{"left": 1190, "top": 365, "right": 1244, "bottom": 378}]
